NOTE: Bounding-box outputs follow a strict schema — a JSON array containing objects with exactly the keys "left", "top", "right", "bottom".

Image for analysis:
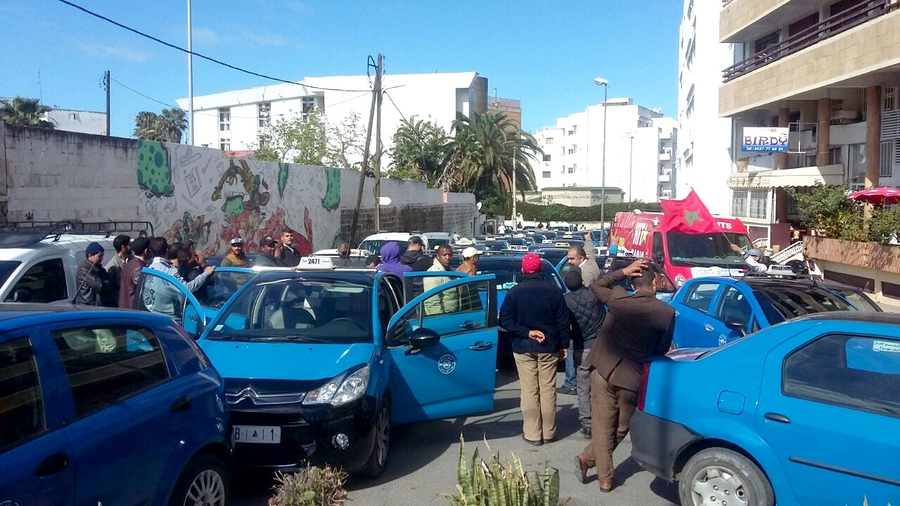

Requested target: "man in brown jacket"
[
  {"left": 575, "top": 259, "right": 674, "bottom": 492},
  {"left": 118, "top": 237, "right": 150, "bottom": 309}
]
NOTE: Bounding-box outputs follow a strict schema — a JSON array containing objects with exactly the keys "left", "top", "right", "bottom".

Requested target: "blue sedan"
[
  {"left": 0, "top": 304, "right": 231, "bottom": 506},
  {"left": 630, "top": 312, "right": 900, "bottom": 506}
]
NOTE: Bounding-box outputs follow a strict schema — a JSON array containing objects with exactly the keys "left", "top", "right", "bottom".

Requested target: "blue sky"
[{"left": 1, "top": 1, "right": 682, "bottom": 139}]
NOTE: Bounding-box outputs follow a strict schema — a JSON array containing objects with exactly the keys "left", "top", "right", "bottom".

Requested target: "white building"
[
  {"left": 176, "top": 72, "right": 488, "bottom": 164},
  {"left": 676, "top": 0, "right": 736, "bottom": 216},
  {"left": 47, "top": 109, "right": 107, "bottom": 136},
  {"left": 531, "top": 98, "right": 677, "bottom": 203}
]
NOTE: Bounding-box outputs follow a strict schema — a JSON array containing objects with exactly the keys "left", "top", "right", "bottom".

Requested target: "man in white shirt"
[{"left": 730, "top": 243, "right": 767, "bottom": 273}]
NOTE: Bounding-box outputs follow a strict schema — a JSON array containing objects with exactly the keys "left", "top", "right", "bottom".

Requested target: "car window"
[
  {"left": 192, "top": 270, "right": 254, "bottom": 309},
  {"left": 715, "top": 286, "right": 753, "bottom": 328},
  {"left": 6, "top": 258, "right": 66, "bottom": 303},
  {"left": 783, "top": 333, "right": 900, "bottom": 418},
  {"left": 753, "top": 285, "right": 853, "bottom": 321},
  {"left": 682, "top": 282, "right": 720, "bottom": 313},
  {"left": 388, "top": 279, "right": 490, "bottom": 347},
  {"left": 0, "top": 337, "right": 45, "bottom": 452},
  {"left": 832, "top": 288, "right": 882, "bottom": 312},
  {"left": 0, "top": 260, "right": 21, "bottom": 292},
  {"left": 52, "top": 325, "right": 170, "bottom": 417},
  {"left": 478, "top": 261, "right": 562, "bottom": 292},
  {"left": 378, "top": 279, "right": 401, "bottom": 333}
]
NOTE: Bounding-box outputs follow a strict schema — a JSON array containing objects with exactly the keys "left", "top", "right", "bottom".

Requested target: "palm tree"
[
  {"left": 441, "top": 112, "right": 541, "bottom": 213},
  {"left": 0, "top": 97, "right": 55, "bottom": 128},
  {"left": 133, "top": 108, "right": 187, "bottom": 143},
  {"left": 134, "top": 111, "right": 161, "bottom": 140},
  {"left": 160, "top": 108, "right": 187, "bottom": 143},
  {"left": 388, "top": 116, "right": 448, "bottom": 184}
]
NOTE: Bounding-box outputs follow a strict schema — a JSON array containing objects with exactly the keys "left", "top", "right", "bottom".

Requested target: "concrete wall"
[{"left": 0, "top": 124, "right": 476, "bottom": 255}]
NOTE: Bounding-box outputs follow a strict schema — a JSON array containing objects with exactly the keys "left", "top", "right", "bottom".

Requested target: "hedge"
[{"left": 516, "top": 201, "right": 662, "bottom": 222}]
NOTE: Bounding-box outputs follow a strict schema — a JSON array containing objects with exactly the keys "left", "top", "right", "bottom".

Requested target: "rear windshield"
[
  {"left": 0, "top": 261, "right": 21, "bottom": 288},
  {"left": 753, "top": 285, "right": 854, "bottom": 323}
]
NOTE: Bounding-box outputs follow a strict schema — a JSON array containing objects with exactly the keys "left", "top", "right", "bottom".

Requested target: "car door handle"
[
  {"left": 34, "top": 451, "right": 70, "bottom": 477},
  {"left": 459, "top": 321, "right": 484, "bottom": 330},
  {"left": 469, "top": 342, "right": 494, "bottom": 351},
  {"left": 169, "top": 396, "right": 192, "bottom": 413},
  {"left": 764, "top": 412, "right": 791, "bottom": 424},
  {"left": 704, "top": 324, "right": 715, "bottom": 331}
]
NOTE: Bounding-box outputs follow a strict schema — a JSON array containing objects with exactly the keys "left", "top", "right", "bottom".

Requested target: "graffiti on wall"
[{"left": 137, "top": 143, "right": 341, "bottom": 257}]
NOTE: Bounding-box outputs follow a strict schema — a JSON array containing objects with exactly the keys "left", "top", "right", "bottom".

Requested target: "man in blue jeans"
[{"left": 559, "top": 233, "right": 601, "bottom": 394}]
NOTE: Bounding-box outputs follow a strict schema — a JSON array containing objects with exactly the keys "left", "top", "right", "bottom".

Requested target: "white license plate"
[{"left": 232, "top": 425, "right": 281, "bottom": 444}]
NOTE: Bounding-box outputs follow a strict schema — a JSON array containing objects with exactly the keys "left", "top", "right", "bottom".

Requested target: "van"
[
  {"left": 609, "top": 211, "right": 753, "bottom": 287},
  {"left": 358, "top": 232, "right": 429, "bottom": 256},
  {"left": 0, "top": 221, "right": 152, "bottom": 303}
]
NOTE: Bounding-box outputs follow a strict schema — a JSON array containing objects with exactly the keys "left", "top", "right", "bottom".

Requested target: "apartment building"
[
  {"left": 531, "top": 98, "right": 678, "bottom": 204},
  {"left": 718, "top": 0, "right": 900, "bottom": 246}
]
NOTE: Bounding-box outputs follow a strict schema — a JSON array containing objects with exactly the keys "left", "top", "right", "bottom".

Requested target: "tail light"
[{"left": 637, "top": 361, "right": 651, "bottom": 411}]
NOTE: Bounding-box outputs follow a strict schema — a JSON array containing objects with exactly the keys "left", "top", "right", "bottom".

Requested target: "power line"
[
  {"left": 57, "top": 0, "right": 374, "bottom": 93},
  {"left": 110, "top": 77, "right": 177, "bottom": 108}
]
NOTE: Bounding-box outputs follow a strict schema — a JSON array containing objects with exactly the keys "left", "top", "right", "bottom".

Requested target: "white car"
[
  {"left": 422, "top": 232, "right": 460, "bottom": 250},
  {"left": 358, "top": 232, "right": 429, "bottom": 255},
  {"left": 311, "top": 248, "right": 373, "bottom": 258}
]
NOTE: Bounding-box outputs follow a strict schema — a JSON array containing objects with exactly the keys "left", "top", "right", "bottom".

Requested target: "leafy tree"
[
  {"left": 327, "top": 111, "right": 366, "bottom": 170},
  {"left": 785, "top": 183, "right": 866, "bottom": 240},
  {"left": 0, "top": 97, "right": 55, "bottom": 128},
  {"left": 388, "top": 116, "right": 448, "bottom": 184},
  {"left": 441, "top": 112, "right": 540, "bottom": 214},
  {"left": 133, "top": 108, "right": 187, "bottom": 143},
  {"left": 252, "top": 109, "right": 364, "bottom": 170}
]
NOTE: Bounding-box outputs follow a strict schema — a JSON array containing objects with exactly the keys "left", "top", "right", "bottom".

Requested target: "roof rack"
[
  {"left": 741, "top": 263, "right": 812, "bottom": 281},
  {"left": 0, "top": 220, "right": 155, "bottom": 249}
]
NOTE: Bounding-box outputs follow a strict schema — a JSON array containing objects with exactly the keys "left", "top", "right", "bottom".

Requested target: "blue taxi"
[{"left": 184, "top": 257, "right": 498, "bottom": 477}]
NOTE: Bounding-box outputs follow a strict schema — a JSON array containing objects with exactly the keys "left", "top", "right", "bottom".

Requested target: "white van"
[
  {"left": 358, "top": 232, "right": 429, "bottom": 256},
  {"left": 0, "top": 222, "right": 150, "bottom": 303}
]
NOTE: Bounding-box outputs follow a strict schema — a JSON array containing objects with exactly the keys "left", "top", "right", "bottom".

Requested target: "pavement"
[{"left": 233, "top": 369, "right": 680, "bottom": 506}]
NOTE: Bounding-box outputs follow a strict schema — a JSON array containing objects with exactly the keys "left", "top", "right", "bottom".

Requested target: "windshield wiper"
[{"left": 282, "top": 335, "right": 326, "bottom": 343}]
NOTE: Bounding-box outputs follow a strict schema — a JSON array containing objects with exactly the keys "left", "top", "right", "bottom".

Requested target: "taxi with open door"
[{"left": 190, "top": 256, "right": 498, "bottom": 477}]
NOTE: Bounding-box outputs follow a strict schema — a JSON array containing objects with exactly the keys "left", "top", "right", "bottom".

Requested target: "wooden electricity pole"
[{"left": 349, "top": 54, "right": 383, "bottom": 248}]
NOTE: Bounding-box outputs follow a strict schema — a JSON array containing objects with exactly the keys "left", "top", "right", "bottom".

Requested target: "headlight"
[
  {"left": 304, "top": 366, "right": 370, "bottom": 406},
  {"left": 674, "top": 274, "right": 686, "bottom": 288}
]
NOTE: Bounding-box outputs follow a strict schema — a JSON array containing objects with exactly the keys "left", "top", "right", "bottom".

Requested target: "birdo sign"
[{"left": 742, "top": 127, "right": 789, "bottom": 152}]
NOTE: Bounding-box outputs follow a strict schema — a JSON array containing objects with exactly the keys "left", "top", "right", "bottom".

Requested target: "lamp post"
[
  {"left": 594, "top": 77, "right": 609, "bottom": 228},
  {"left": 625, "top": 131, "right": 634, "bottom": 202}
]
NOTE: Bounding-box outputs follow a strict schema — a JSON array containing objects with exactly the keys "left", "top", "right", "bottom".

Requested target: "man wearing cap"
[
  {"left": 253, "top": 236, "right": 284, "bottom": 267},
  {"left": 456, "top": 247, "right": 482, "bottom": 276},
  {"left": 401, "top": 236, "right": 433, "bottom": 271},
  {"left": 221, "top": 237, "right": 250, "bottom": 267},
  {"left": 730, "top": 243, "right": 766, "bottom": 273},
  {"left": 119, "top": 237, "right": 151, "bottom": 309},
  {"left": 75, "top": 242, "right": 112, "bottom": 306},
  {"left": 499, "top": 253, "right": 570, "bottom": 446}
]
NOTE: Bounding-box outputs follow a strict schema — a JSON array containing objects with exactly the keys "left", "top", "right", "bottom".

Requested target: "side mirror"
[
  {"left": 405, "top": 327, "right": 440, "bottom": 355},
  {"left": 11, "top": 288, "right": 32, "bottom": 302},
  {"left": 653, "top": 254, "right": 665, "bottom": 265},
  {"left": 724, "top": 320, "right": 747, "bottom": 336}
]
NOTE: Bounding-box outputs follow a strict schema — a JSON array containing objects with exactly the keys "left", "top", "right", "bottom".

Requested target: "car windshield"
[
  {"left": 359, "top": 239, "right": 407, "bottom": 256},
  {"left": 0, "top": 261, "right": 21, "bottom": 288},
  {"left": 192, "top": 270, "right": 256, "bottom": 309},
  {"left": 666, "top": 232, "right": 752, "bottom": 267},
  {"left": 206, "top": 278, "right": 373, "bottom": 344},
  {"left": 478, "top": 261, "right": 563, "bottom": 291},
  {"left": 753, "top": 285, "right": 854, "bottom": 323}
]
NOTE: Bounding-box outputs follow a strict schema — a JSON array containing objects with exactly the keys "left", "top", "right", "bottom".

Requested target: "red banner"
[{"left": 660, "top": 190, "right": 723, "bottom": 234}]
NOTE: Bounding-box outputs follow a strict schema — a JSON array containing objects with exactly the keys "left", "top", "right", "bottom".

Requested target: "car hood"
[{"left": 199, "top": 340, "right": 376, "bottom": 381}]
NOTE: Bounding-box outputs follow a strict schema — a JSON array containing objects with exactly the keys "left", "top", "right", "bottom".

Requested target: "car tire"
[
  {"left": 169, "top": 453, "right": 230, "bottom": 506},
  {"left": 361, "top": 398, "right": 391, "bottom": 479},
  {"left": 679, "top": 448, "right": 773, "bottom": 506}
]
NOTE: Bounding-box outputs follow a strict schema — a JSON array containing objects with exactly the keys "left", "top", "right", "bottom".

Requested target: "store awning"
[{"left": 728, "top": 164, "right": 844, "bottom": 189}]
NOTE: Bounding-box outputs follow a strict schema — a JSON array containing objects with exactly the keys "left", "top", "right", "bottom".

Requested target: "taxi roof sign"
[{"left": 295, "top": 256, "right": 336, "bottom": 271}]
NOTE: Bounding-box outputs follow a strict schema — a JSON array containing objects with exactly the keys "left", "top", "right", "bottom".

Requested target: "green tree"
[
  {"left": 785, "top": 183, "right": 866, "bottom": 240},
  {"left": 327, "top": 111, "right": 365, "bottom": 170},
  {"left": 133, "top": 108, "right": 187, "bottom": 143},
  {"left": 254, "top": 108, "right": 327, "bottom": 165},
  {"left": 441, "top": 112, "right": 540, "bottom": 214},
  {"left": 388, "top": 116, "right": 448, "bottom": 184},
  {"left": 160, "top": 108, "right": 187, "bottom": 143},
  {"left": 0, "top": 97, "right": 55, "bottom": 128}
]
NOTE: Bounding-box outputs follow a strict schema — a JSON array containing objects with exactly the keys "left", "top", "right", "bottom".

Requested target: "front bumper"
[
  {"left": 230, "top": 395, "right": 378, "bottom": 473},
  {"left": 629, "top": 410, "right": 702, "bottom": 482}
]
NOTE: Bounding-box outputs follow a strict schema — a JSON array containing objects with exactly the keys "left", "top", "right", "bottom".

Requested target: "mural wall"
[{"left": 136, "top": 140, "right": 342, "bottom": 256}]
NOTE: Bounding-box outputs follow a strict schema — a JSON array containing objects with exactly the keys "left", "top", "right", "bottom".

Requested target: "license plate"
[{"left": 232, "top": 425, "right": 281, "bottom": 444}]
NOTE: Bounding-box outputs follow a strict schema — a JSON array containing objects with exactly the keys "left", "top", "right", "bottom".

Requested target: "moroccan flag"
[{"left": 660, "top": 189, "right": 721, "bottom": 234}]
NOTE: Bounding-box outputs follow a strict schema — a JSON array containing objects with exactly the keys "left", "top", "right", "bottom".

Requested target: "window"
[
  {"left": 543, "top": 154, "right": 551, "bottom": 162},
  {"left": 53, "top": 325, "right": 169, "bottom": 417},
  {"left": 651, "top": 232, "right": 664, "bottom": 263},
  {"left": 542, "top": 171, "right": 551, "bottom": 178},
  {"left": 749, "top": 189, "right": 768, "bottom": 219},
  {"left": 849, "top": 143, "right": 866, "bottom": 184},
  {"left": 880, "top": 141, "right": 894, "bottom": 177},
  {"left": 783, "top": 333, "right": 900, "bottom": 418},
  {"left": 683, "top": 282, "right": 720, "bottom": 313},
  {"left": 788, "top": 13, "right": 819, "bottom": 37},
  {"left": 258, "top": 102, "right": 271, "bottom": 128},
  {"left": 545, "top": 138, "right": 554, "bottom": 145},
  {"left": 884, "top": 86, "right": 896, "bottom": 111},
  {"left": 387, "top": 279, "right": 489, "bottom": 347},
  {"left": 568, "top": 148, "right": 574, "bottom": 155},
  {"left": 732, "top": 190, "right": 748, "bottom": 217},
  {"left": 6, "top": 258, "right": 66, "bottom": 303},
  {"left": 715, "top": 287, "right": 753, "bottom": 329},
  {"left": 567, "top": 166, "right": 575, "bottom": 174},
  {"left": 220, "top": 139, "right": 231, "bottom": 151},
  {"left": 754, "top": 31, "right": 779, "bottom": 54},
  {"left": 218, "top": 107, "right": 230, "bottom": 132},
  {"left": 0, "top": 337, "right": 45, "bottom": 451}
]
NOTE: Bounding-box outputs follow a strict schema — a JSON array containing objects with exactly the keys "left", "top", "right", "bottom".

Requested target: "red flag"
[{"left": 660, "top": 189, "right": 722, "bottom": 234}]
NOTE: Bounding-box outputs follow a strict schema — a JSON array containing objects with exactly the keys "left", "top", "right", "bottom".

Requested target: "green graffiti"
[
  {"left": 136, "top": 140, "right": 173, "bottom": 197},
  {"left": 222, "top": 195, "right": 245, "bottom": 219},
  {"left": 321, "top": 166, "right": 341, "bottom": 211},
  {"left": 278, "top": 163, "right": 289, "bottom": 199}
]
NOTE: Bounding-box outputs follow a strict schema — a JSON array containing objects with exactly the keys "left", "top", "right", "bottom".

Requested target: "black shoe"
[
  {"left": 556, "top": 386, "right": 577, "bottom": 395},
  {"left": 522, "top": 435, "right": 543, "bottom": 446},
  {"left": 581, "top": 427, "right": 592, "bottom": 439},
  {"left": 542, "top": 437, "right": 557, "bottom": 444}
]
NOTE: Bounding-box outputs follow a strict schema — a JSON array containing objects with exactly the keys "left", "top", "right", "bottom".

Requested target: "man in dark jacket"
[
  {"left": 75, "top": 242, "right": 112, "bottom": 306},
  {"left": 563, "top": 267, "right": 605, "bottom": 439},
  {"left": 400, "top": 236, "right": 433, "bottom": 271},
  {"left": 280, "top": 228, "right": 302, "bottom": 267},
  {"left": 499, "top": 253, "right": 570, "bottom": 446},
  {"left": 253, "top": 236, "right": 285, "bottom": 267},
  {"left": 104, "top": 234, "right": 131, "bottom": 307},
  {"left": 575, "top": 259, "right": 674, "bottom": 493},
  {"left": 119, "top": 237, "right": 150, "bottom": 309}
]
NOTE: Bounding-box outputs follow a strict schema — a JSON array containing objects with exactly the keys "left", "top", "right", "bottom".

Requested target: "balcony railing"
[{"left": 722, "top": 0, "right": 899, "bottom": 83}]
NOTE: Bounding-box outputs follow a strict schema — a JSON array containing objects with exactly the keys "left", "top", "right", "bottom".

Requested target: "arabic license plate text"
[{"left": 232, "top": 425, "right": 281, "bottom": 444}]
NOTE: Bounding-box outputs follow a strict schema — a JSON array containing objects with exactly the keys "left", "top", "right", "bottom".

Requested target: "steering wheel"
[{"left": 323, "top": 317, "right": 366, "bottom": 332}]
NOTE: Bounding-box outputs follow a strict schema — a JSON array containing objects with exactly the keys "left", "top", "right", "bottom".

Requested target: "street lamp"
[{"left": 594, "top": 77, "right": 609, "bottom": 228}]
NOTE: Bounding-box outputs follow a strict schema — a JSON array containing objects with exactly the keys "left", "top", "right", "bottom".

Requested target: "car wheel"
[
  {"left": 169, "top": 453, "right": 230, "bottom": 506},
  {"left": 361, "top": 399, "right": 391, "bottom": 479},
  {"left": 679, "top": 448, "right": 773, "bottom": 506}
]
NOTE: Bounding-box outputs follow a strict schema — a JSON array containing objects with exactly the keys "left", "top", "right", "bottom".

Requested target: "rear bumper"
[{"left": 629, "top": 410, "right": 702, "bottom": 482}]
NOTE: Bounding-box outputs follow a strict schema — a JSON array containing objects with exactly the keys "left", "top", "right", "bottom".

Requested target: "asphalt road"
[{"left": 233, "top": 370, "right": 680, "bottom": 506}]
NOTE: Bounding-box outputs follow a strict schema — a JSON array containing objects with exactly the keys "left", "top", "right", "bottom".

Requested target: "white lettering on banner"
[
  {"left": 632, "top": 222, "right": 648, "bottom": 246},
  {"left": 717, "top": 221, "right": 733, "bottom": 230},
  {"left": 873, "top": 341, "right": 900, "bottom": 353}
]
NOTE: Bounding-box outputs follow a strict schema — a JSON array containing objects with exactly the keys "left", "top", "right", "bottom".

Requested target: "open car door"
[{"left": 134, "top": 268, "right": 205, "bottom": 338}]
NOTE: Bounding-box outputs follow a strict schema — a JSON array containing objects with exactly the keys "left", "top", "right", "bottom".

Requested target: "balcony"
[
  {"left": 659, "top": 171, "right": 672, "bottom": 183},
  {"left": 659, "top": 151, "right": 672, "bottom": 161}
]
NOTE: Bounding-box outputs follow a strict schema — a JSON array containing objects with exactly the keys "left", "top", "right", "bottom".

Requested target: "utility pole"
[
  {"left": 103, "top": 70, "right": 110, "bottom": 136},
  {"left": 187, "top": 0, "right": 194, "bottom": 145},
  {"left": 374, "top": 54, "right": 384, "bottom": 232},
  {"left": 349, "top": 54, "right": 382, "bottom": 248}
]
